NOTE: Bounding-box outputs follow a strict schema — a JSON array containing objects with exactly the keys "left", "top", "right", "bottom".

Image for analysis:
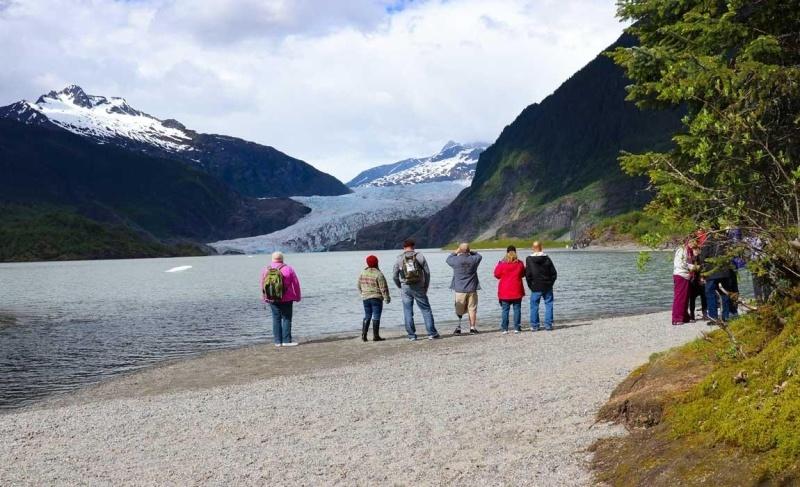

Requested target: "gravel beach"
[{"left": 0, "top": 311, "right": 703, "bottom": 486}]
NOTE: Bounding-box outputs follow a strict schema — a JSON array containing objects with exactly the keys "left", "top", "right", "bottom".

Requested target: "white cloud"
[{"left": 0, "top": 0, "right": 624, "bottom": 181}]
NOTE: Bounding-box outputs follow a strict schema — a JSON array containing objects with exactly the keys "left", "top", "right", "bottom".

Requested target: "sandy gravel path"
[{"left": 0, "top": 311, "right": 703, "bottom": 486}]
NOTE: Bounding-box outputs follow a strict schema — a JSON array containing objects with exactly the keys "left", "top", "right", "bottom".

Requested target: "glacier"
[{"left": 209, "top": 181, "right": 468, "bottom": 253}]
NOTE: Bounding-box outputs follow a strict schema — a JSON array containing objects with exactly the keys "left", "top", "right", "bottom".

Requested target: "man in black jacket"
[
  {"left": 698, "top": 234, "right": 734, "bottom": 324},
  {"left": 525, "top": 241, "right": 558, "bottom": 331}
]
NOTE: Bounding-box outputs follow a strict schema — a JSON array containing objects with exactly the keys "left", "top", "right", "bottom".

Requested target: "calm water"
[{"left": 0, "top": 249, "right": 740, "bottom": 410}]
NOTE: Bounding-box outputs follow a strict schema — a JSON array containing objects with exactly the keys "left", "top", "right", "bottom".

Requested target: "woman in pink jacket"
[
  {"left": 261, "top": 251, "right": 302, "bottom": 347},
  {"left": 494, "top": 245, "right": 526, "bottom": 334}
]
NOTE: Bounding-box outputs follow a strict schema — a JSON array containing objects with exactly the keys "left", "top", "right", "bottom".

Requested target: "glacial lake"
[{"left": 0, "top": 249, "right": 752, "bottom": 410}]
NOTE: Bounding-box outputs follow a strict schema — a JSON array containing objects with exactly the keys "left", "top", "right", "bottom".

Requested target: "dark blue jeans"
[
  {"left": 401, "top": 285, "right": 438, "bottom": 339},
  {"left": 269, "top": 301, "right": 293, "bottom": 344},
  {"left": 363, "top": 298, "right": 383, "bottom": 321},
  {"left": 705, "top": 278, "right": 731, "bottom": 322},
  {"left": 500, "top": 299, "right": 522, "bottom": 331}
]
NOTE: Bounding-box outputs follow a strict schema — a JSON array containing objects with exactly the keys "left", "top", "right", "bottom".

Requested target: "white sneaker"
[
  {"left": 502, "top": 330, "right": 508, "bottom": 335},
  {"left": 283, "top": 342, "right": 299, "bottom": 347},
  {"left": 274, "top": 344, "right": 282, "bottom": 347},
  {"left": 513, "top": 330, "right": 520, "bottom": 334}
]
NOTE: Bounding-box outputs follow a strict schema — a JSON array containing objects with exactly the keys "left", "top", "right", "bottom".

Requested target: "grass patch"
[
  {"left": 593, "top": 303, "right": 800, "bottom": 485},
  {"left": 586, "top": 210, "right": 692, "bottom": 245}
]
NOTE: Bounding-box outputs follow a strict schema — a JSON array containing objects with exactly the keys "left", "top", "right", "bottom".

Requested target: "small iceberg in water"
[{"left": 165, "top": 265, "right": 192, "bottom": 273}]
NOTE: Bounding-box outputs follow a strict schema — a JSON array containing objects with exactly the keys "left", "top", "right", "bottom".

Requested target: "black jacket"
[
  {"left": 698, "top": 237, "right": 733, "bottom": 280},
  {"left": 525, "top": 254, "right": 557, "bottom": 292}
]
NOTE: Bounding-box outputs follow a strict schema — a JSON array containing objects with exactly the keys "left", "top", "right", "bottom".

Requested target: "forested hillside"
[
  {"left": 414, "top": 33, "right": 683, "bottom": 245},
  {"left": 0, "top": 120, "right": 309, "bottom": 261}
]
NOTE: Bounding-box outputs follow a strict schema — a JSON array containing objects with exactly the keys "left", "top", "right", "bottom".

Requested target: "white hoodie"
[{"left": 673, "top": 246, "right": 692, "bottom": 279}]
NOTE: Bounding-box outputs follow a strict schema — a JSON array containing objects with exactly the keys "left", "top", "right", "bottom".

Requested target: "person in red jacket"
[{"left": 494, "top": 245, "right": 526, "bottom": 334}]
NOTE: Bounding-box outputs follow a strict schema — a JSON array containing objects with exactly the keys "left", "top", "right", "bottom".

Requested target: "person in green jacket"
[{"left": 357, "top": 255, "right": 391, "bottom": 342}]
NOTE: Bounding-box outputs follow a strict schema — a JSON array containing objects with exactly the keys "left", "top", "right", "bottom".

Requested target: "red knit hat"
[{"left": 366, "top": 255, "right": 379, "bottom": 268}]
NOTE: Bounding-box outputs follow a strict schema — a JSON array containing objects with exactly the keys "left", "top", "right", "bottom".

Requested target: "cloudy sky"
[{"left": 0, "top": 0, "right": 625, "bottom": 181}]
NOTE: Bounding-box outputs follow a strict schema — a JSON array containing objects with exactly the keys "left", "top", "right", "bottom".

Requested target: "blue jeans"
[
  {"left": 705, "top": 278, "right": 731, "bottom": 322},
  {"left": 401, "top": 285, "right": 438, "bottom": 338},
  {"left": 363, "top": 298, "right": 383, "bottom": 321},
  {"left": 269, "top": 302, "right": 293, "bottom": 344},
  {"left": 530, "top": 289, "right": 554, "bottom": 330},
  {"left": 500, "top": 299, "right": 522, "bottom": 331}
]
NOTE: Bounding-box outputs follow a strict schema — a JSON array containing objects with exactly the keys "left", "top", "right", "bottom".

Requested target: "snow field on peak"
[
  {"left": 31, "top": 91, "right": 193, "bottom": 153},
  {"left": 359, "top": 144, "right": 485, "bottom": 187}
]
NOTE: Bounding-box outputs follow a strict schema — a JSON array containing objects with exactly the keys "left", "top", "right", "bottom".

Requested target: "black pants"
[
  {"left": 753, "top": 275, "right": 771, "bottom": 303},
  {"left": 688, "top": 277, "right": 706, "bottom": 320}
]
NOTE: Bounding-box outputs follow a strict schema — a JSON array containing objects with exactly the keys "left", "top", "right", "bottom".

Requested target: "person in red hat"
[{"left": 357, "top": 254, "right": 391, "bottom": 341}]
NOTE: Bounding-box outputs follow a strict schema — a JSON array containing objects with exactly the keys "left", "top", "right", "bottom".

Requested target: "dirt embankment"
[{"left": 591, "top": 306, "right": 800, "bottom": 486}]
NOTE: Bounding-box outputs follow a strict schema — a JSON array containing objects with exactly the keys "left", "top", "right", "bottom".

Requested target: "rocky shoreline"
[{"left": 0, "top": 311, "right": 703, "bottom": 485}]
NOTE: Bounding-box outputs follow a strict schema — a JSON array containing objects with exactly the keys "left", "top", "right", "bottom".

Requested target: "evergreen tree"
[{"left": 611, "top": 0, "right": 800, "bottom": 293}]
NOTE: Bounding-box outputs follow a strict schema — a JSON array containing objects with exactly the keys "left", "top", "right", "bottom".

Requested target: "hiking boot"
[
  {"left": 372, "top": 319, "right": 385, "bottom": 342},
  {"left": 361, "top": 318, "right": 370, "bottom": 342}
]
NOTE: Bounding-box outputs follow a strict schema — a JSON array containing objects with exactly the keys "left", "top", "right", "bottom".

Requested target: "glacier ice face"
[{"left": 209, "top": 181, "right": 468, "bottom": 253}]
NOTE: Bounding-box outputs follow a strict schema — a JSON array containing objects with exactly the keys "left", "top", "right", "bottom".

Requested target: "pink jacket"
[{"left": 261, "top": 263, "right": 302, "bottom": 303}]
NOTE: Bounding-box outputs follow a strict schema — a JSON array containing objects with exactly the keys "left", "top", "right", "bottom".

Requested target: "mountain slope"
[
  {"left": 0, "top": 85, "right": 350, "bottom": 197},
  {"left": 414, "top": 33, "right": 683, "bottom": 246},
  {"left": 347, "top": 141, "right": 487, "bottom": 187},
  {"left": 0, "top": 119, "right": 309, "bottom": 261}
]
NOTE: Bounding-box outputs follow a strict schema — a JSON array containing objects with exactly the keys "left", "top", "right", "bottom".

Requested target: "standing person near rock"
[
  {"left": 525, "top": 241, "right": 558, "bottom": 331},
  {"left": 357, "top": 255, "right": 390, "bottom": 342},
  {"left": 494, "top": 245, "right": 526, "bottom": 334},
  {"left": 672, "top": 239, "right": 698, "bottom": 325},
  {"left": 687, "top": 236, "right": 708, "bottom": 321},
  {"left": 699, "top": 233, "right": 734, "bottom": 325},
  {"left": 261, "top": 251, "right": 302, "bottom": 347},
  {"left": 392, "top": 239, "right": 440, "bottom": 341},
  {"left": 446, "top": 242, "right": 483, "bottom": 335}
]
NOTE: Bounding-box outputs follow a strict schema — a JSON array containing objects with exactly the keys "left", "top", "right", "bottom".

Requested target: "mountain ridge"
[
  {"left": 412, "top": 33, "right": 684, "bottom": 246},
  {"left": 0, "top": 85, "right": 350, "bottom": 198},
  {"left": 347, "top": 141, "right": 488, "bottom": 187},
  {"left": 0, "top": 119, "right": 310, "bottom": 261}
]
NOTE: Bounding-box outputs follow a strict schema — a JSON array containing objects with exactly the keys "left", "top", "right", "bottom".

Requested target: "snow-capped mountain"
[
  {"left": 210, "top": 181, "right": 468, "bottom": 253},
  {"left": 0, "top": 85, "right": 193, "bottom": 153},
  {"left": 347, "top": 141, "right": 488, "bottom": 187},
  {"left": 0, "top": 85, "right": 350, "bottom": 198}
]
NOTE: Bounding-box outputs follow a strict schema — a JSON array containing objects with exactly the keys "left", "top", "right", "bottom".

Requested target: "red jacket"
[{"left": 494, "top": 260, "right": 526, "bottom": 300}]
